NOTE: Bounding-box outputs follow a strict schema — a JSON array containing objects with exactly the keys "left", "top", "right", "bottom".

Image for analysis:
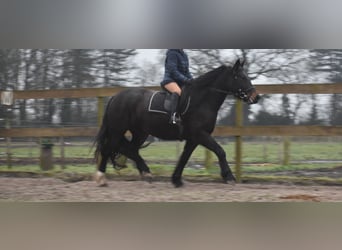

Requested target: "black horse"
[{"left": 94, "top": 59, "right": 260, "bottom": 187}]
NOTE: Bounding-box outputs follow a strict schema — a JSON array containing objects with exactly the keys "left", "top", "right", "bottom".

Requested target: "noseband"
[{"left": 234, "top": 87, "right": 255, "bottom": 101}]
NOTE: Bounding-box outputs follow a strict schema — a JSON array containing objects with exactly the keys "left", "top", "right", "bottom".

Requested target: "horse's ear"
[
  {"left": 233, "top": 59, "right": 241, "bottom": 73},
  {"left": 240, "top": 60, "right": 245, "bottom": 68}
]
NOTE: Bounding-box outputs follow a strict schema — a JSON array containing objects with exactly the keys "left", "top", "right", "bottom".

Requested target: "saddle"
[{"left": 148, "top": 91, "right": 191, "bottom": 116}]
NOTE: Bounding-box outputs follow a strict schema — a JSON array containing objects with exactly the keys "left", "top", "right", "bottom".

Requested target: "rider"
[{"left": 160, "top": 49, "right": 193, "bottom": 124}]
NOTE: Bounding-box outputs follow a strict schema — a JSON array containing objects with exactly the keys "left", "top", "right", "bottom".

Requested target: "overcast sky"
[{"left": 135, "top": 49, "right": 161, "bottom": 66}]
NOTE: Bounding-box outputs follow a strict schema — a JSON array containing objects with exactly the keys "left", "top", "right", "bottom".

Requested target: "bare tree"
[
  {"left": 310, "top": 49, "right": 342, "bottom": 125},
  {"left": 134, "top": 50, "right": 165, "bottom": 86},
  {"left": 94, "top": 49, "right": 138, "bottom": 86}
]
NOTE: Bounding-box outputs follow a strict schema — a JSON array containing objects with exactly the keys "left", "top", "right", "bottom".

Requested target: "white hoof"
[{"left": 95, "top": 171, "right": 107, "bottom": 187}]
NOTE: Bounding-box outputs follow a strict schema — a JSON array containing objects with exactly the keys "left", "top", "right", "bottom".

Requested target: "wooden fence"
[{"left": 1, "top": 84, "right": 342, "bottom": 181}]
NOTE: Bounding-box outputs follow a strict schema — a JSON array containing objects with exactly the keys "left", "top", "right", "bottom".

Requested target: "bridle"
[
  {"left": 207, "top": 66, "right": 258, "bottom": 103},
  {"left": 210, "top": 86, "right": 256, "bottom": 101}
]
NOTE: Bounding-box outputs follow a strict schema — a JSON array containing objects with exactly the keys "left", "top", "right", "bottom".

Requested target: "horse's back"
[
  {"left": 109, "top": 88, "right": 152, "bottom": 108},
  {"left": 105, "top": 88, "right": 153, "bottom": 129}
]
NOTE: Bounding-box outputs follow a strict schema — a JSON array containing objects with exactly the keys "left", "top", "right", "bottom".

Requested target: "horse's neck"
[
  {"left": 206, "top": 90, "right": 227, "bottom": 111},
  {"left": 206, "top": 76, "right": 233, "bottom": 110},
  {"left": 185, "top": 70, "right": 232, "bottom": 112},
  {"left": 188, "top": 85, "right": 227, "bottom": 112}
]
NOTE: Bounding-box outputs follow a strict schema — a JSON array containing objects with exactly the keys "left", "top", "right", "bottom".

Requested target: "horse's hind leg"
[
  {"left": 119, "top": 133, "right": 152, "bottom": 182},
  {"left": 95, "top": 147, "right": 111, "bottom": 187},
  {"left": 95, "top": 133, "right": 123, "bottom": 187},
  {"left": 95, "top": 154, "right": 110, "bottom": 187}
]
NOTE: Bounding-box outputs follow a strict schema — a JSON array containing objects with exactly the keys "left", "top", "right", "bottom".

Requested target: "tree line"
[
  {"left": 0, "top": 49, "right": 137, "bottom": 126},
  {"left": 0, "top": 49, "right": 341, "bottom": 127}
]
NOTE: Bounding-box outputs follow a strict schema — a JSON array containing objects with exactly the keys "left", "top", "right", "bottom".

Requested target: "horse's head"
[{"left": 230, "top": 59, "right": 260, "bottom": 104}]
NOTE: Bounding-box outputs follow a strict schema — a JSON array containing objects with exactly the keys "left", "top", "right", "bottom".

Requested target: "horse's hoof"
[
  {"left": 222, "top": 173, "right": 236, "bottom": 185},
  {"left": 173, "top": 182, "right": 184, "bottom": 188},
  {"left": 224, "top": 179, "right": 236, "bottom": 186},
  {"left": 141, "top": 172, "right": 153, "bottom": 183},
  {"left": 95, "top": 171, "right": 108, "bottom": 187},
  {"left": 172, "top": 176, "right": 184, "bottom": 188}
]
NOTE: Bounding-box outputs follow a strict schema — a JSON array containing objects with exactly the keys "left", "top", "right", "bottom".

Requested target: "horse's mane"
[{"left": 191, "top": 65, "right": 229, "bottom": 88}]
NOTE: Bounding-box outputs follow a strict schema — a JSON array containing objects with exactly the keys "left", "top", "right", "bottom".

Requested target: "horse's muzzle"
[
  {"left": 247, "top": 90, "right": 260, "bottom": 104},
  {"left": 235, "top": 88, "right": 260, "bottom": 104}
]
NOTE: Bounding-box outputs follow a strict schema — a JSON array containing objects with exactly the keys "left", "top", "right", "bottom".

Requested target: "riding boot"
[{"left": 169, "top": 93, "right": 180, "bottom": 124}]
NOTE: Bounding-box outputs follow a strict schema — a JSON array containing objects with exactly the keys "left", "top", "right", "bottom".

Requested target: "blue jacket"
[{"left": 161, "top": 49, "right": 193, "bottom": 88}]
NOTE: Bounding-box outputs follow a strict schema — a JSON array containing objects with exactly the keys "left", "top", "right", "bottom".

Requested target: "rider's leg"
[
  {"left": 163, "top": 82, "right": 181, "bottom": 124},
  {"left": 163, "top": 82, "right": 182, "bottom": 95}
]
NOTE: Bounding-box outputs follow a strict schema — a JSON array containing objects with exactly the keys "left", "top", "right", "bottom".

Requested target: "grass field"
[
  {"left": 1, "top": 139, "right": 341, "bottom": 162},
  {"left": 1, "top": 139, "right": 341, "bottom": 177}
]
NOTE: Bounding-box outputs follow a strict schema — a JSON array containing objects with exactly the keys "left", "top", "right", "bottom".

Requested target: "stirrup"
[
  {"left": 170, "top": 113, "right": 181, "bottom": 125},
  {"left": 172, "top": 113, "right": 177, "bottom": 124}
]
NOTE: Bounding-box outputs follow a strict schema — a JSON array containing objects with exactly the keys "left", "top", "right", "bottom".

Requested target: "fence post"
[
  {"left": 40, "top": 138, "right": 54, "bottom": 171},
  {"left": 262, "top": 136, "right": 268, "bottom": 163},
  {"left": 282, "top": 136, "right": 291, "bottom": 165},
  {"left": 6, "top": 137, "right": 12, "bottom": 169},
  {"left": 5, "top": 108, "right": 12, "bottom": 169},
  {"left": 60, "top": 137, "right": 65, "bottom": 169},
  {"left": 204, "top": 148, "right": 214, "bottom": 171},
  {"left": 96, "top": 97, "right": 104, "bottom": 170},
  {"left": 97, "top": 97, "right": 104, "bottom": 126},
  {"left": 235, "top": 99, "right": 243, "bottom": 183},
  {"left": 1, "top": 90, "right": 14, "bottom": 169}
]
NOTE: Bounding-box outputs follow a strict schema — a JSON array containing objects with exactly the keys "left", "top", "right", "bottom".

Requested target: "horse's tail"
[
  {"left": 93, "top": 97, "right": 113, "bottom": 163},
  {"left": 94, "top": 122, "right": 107, "bottom": 163}
]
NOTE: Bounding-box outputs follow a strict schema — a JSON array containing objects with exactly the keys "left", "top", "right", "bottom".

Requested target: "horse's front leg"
[
  {"left": 172, "top": 141, "right": 198, "bottom": 188},
  {"left": 198, "top": 132, "right": 236, "bottom": 184}
]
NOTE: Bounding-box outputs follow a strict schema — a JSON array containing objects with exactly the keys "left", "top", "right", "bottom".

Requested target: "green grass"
[
  {"left": 1, "top": 156, "right": 342, "bottom": 186},
  {"left": 2, "top": 140, "right": 341, "bottom": 162},
  {"left": 0, "top": 163, "right": 210, "bottom": 179},
  {"left": 1, "top": 140, "right": 341, "bottom": 180}
]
